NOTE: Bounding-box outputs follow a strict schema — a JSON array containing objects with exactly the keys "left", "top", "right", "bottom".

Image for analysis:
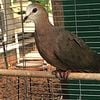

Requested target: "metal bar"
[
  {"left": 0, "top": 8, "right": 8, "bottom": 69},
  {"left": 2, "top": 41, "right": 8, "bottom": 69},
  {"left": 0, "top": 69, "right": 100, "bottom": 80},
  {"left": 17, "top": 77, "right": 20, "bottom": 100},
  {"left": 29, "top": 78, "right": 32, "bottom": 100},
  {"left": 19, "top": 1, "right": 28, "bottom": 100}
]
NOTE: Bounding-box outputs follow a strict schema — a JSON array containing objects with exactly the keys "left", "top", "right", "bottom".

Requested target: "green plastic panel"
[{"left": 62, "top": 0, "right": 100, "bottom": 99}]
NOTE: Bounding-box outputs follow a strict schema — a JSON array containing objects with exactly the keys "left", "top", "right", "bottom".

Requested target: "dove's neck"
[
  {"left": 34, "top": 18, "right": 54, "bottom": 35},
  {"left": 34, "top": 18, "right": 56, "bottom": 49}
]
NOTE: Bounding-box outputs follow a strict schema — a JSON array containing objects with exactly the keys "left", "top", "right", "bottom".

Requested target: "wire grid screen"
[{"left": 0, "top": 0, "right": 99, "bottom": 100}]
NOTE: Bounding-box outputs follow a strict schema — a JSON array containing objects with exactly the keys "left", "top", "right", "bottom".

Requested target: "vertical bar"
[
  {"left": 17, "top": 77, "right": 20, "bottom": 100},
  {"left": 19, "top": 0, "right": 28, "bottom": 100},
  {"left": 47, "top": 79, "right": 52, "bottom": 99},
  {"left": 47, "top": 79, "right": 55, "bottom": 100},
  {"left": 3, "top": 0, "right": 9, "bottom": 69},
  {"left": 74, "top": 0, "right": 78, "bottom": 35},
  {"left": 0, "top": 2, "right": 8, "bottom": 69},
  {"left": 2, "top": 41, "right": 8, "bottom": 69},
  {"left": 29, "top": 78, "right": 32, "bottom": 100},
  {"left": 79, "top": 80, "right": 82, "bottom": 99}
]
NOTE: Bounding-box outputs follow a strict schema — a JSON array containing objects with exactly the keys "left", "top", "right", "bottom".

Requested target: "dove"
[{"left": 23, "top": 3, "right": 100, "bottom": 76}]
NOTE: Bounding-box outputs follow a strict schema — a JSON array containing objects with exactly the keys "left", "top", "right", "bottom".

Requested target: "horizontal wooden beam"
[{"left": 0, "top": 69, "right": 100, "bottom": 81}]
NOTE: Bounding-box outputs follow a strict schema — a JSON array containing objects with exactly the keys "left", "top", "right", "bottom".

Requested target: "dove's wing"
[{"left": 54, "top": 29, "right": 97, "bottom": 70}]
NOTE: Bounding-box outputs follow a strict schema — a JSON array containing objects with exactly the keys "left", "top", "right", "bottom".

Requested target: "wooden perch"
[{"left": 0, "top": 69, "right": 100, "bottom": 81}]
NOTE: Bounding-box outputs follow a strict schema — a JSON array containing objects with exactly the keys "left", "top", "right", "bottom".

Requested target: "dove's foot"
[{"left": 52, "top": 70, "right": 71, "bottom": 79}]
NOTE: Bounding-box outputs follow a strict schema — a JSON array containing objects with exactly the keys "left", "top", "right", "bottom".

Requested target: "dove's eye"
[{"left": 32, "top": 8, "right": 37, "bottom": 13}]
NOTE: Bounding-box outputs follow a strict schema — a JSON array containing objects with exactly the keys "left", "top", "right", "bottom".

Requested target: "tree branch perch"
[{"left": 0, "top": 69, "right": 100, "bottom": 81}]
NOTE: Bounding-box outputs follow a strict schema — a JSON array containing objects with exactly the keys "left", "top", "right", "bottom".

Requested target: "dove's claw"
[{"left": 52, "top": 70, "right": 71, "bottom": 79}]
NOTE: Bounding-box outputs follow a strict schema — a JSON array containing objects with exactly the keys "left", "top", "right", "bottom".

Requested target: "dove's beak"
[{"left": 23, "top": 15, "right": 28, "bottom": 23}]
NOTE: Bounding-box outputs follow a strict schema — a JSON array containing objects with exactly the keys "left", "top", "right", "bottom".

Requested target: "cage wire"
[{"left": 0, "top": 0, "right": 100, "bottom": 100}]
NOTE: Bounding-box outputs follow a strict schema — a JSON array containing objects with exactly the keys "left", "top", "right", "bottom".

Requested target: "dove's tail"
[{"left": 91, "top": 54, "right": 100, "bottom": 72}]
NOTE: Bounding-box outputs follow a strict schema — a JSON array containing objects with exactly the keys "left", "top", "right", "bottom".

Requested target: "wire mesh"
[{"left": 0, "top": 0, "right": 100, "bottom": 100}]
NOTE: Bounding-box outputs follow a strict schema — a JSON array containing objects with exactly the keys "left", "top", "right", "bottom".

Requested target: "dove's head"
[{"left": 23, "top": 3, "right": 48, "bottom": 23}]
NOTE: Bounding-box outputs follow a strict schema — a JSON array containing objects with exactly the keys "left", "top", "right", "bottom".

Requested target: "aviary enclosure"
[{"left": 0, "top": 0, "right": 100, "bottom": 99}]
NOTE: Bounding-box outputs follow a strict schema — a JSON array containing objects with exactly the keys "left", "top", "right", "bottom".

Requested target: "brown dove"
[{"left": 23, "top": 3, "right": 100, "bottom": 74}]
